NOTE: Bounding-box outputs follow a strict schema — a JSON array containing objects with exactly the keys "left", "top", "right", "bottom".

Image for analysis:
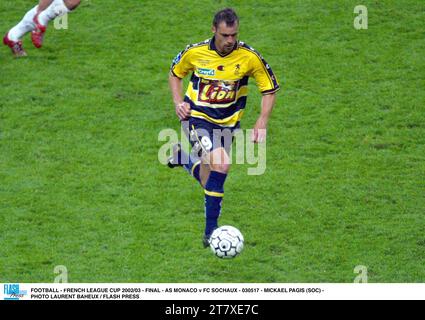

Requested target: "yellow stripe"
[
  {"left": 179, "top": 43, "right": 209, "bottom": 61},
  {"left": 191, "top": 109, "right": 244, "bottom": 127},
  {"left": 191, "top": 160, "right": 201, "bottom": 176},
  {"left": 240, "top": 47, "right": 274, "bottom": 86},
  {"left": 204, "top": 190, "right": 224, "bottom": 197},
  {"left": 187, "top": 85, "right": 198, "bottom": 102}
]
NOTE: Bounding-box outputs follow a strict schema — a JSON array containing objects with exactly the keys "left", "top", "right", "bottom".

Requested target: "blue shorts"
[{"left": 182, "top": 117, "right": 239, "bottom": 156}]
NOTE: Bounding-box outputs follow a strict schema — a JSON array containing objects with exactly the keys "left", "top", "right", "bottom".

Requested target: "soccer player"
[
  {"left": 168, "top": 8, "right": 280, "bottom": 247},
  {"left": 3, "top": 0, "right": 81, "bottom": 57}
]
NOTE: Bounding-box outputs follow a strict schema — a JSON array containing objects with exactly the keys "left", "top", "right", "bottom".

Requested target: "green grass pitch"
[{"left": 0, "top": 0, "right": 424, "bottom": 282}]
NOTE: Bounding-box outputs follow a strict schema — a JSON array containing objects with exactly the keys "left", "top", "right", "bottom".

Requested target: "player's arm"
[
  {"left": 169, "top": 48, "right": 194, "bottom": 121},
  {"left": 251, "top": 93, "right": 277, "bottom": 143},
  {"left": 249, "top": 52, "right": 280, "bottom": 143},
  {"left": 169, "top": 73, "right": 191, "bottom": 121}
]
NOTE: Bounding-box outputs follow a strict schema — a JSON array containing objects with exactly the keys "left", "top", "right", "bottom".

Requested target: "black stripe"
[
  {"left": 185, "top": 96, "right": 247, "bottom": 120},
  {"left": 189, "top": 74, "right": 249, "bottom": 90},
  {"left": 240, "top": 43, "right": 279, "bottom": 90},
  {"left": 262, "top": 87, "right": 280, "bottom": 95},
  {"left": 261, "top": 58, "right": 279, "bottom": 89},
  {"left": 240, "top": 76, "right": 249, "bottom": 86},
  {"left": 170, "top": 41, "right": 209, "bottom": 70},
  {"left": 190, "top": 72, "right": 199, "bottom": 90},
  {"left": 171, "top": 70, "right": 182, "bottom": 79}
]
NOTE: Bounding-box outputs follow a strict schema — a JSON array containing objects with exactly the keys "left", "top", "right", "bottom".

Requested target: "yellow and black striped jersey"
[{"left": 171, "top": 37, "right": 280, "bottom": 128}]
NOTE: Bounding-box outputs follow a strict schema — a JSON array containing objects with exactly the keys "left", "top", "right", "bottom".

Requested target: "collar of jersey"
[{"left": 209, "top": 37, "right": 238, "bottom": 57}]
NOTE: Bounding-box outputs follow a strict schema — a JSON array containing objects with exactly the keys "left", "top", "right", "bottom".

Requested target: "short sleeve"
[
  {"left": 170, "top": 47, "right": 194, "bottom": 79},
  {"left": 250, "top": 54, "right": 280, "bottom": 95}
]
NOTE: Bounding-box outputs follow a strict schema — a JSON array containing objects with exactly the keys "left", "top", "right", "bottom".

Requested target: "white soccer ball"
[{"left": 209, "top": 226, "right": 244, "bottom": 259}]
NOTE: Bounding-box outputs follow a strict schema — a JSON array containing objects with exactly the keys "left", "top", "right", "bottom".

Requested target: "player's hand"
[
  {"left": 175, "top": 102, "right": 191, "bottom": 120},
  {"left": 251, "top": 119, "right": 267, "bottom": 143}
]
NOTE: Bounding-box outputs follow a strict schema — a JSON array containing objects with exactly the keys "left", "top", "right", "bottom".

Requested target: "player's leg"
[
  {"left": 167, "top": 119, "right": 232, "bottom": 246},
  {"left": 198, "top": 163, "right": 211, "bottom": 187},
  {"left": 168, "top": 146, "right": 211, "bottom": 187},
  {"left": 168, "top": 120, "right": 205, "bottom": 185},
  {"left": 32, "top": 0, "right": 81, "bottom": 48},
  {"left": 168, "top": 143, "right": 203, "bottom": 185},
  {"left": 202, "top": 147, "right": 230, "bottom": 246}
]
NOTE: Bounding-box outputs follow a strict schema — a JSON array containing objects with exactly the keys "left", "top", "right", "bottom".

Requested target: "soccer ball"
[{"left": 209, "top": 226, "right": 244, "bottom": 259}]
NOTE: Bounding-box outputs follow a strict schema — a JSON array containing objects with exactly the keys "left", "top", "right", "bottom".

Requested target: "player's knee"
[
  {"left": 65, "top": 0, "right": 81, "bottom": 10},
  {"left": 210, "top": 163, "right": 230, "bottom": 174}
]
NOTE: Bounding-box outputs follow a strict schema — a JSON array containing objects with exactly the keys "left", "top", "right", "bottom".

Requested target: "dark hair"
[{"left": 213, "top": 8, "right": 239, "bottom": 28}]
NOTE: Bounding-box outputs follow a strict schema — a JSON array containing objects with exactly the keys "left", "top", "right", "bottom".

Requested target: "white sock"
[
  {"left": 37, "top": 0, "right": 70, "bottom": 26},
  {"left": 8, "top": 6, "right": 38, "bottom": 41}
]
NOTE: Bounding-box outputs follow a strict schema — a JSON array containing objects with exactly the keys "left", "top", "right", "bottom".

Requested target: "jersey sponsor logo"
[
  {"left": 198, "top": 79, "right": 239, "bottom": 104},
  {"left": 197, "top": 68, "right": 216, "bottom": 76}
]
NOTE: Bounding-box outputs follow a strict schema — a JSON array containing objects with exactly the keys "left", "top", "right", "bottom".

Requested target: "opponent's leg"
[
  {"left": 63, "top": 0, "right": 81, "bottom": 10},
  {"left": 32, "top": 0, "right": 81, "bottom": 48},
  {"left": 6, "top": 5, "right": 38, "bottom": 42},
  {"left": 37, "top": 0, "right": 55, "bottom": 13},
  {"left": 3, "top": 5, "right": 40, "bottom": 56}
]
